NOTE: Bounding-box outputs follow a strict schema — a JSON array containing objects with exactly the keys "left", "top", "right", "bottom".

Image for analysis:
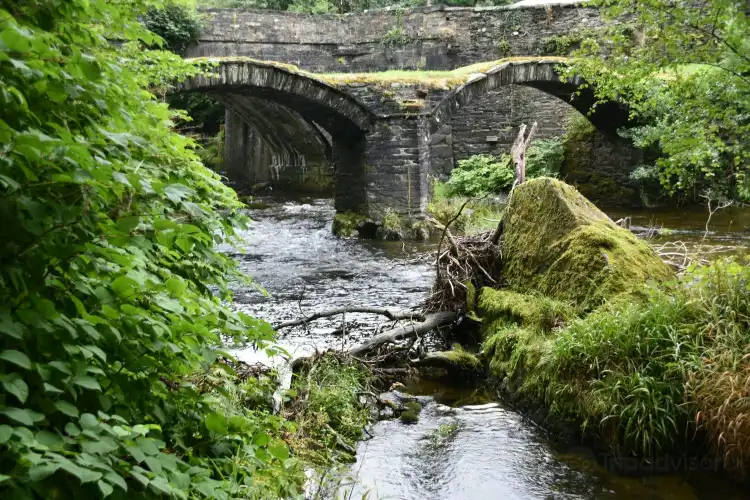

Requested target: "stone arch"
[
  {"left": 176, "top": 60, "right": 377, "bottom": 212},
  {"left": 438, "top": 59, "right": 629, "bottom": 134},
  {"left": 429, "top": 59, "right": 640, "bottom": 205}
]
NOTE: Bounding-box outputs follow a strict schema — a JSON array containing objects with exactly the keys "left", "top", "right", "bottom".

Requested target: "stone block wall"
[
  {"left": 364, "top": 117, "right": 428, "bottom": 217},
  {"left": 188, "top": 4, "right": 603, "bottom": 72},
  {"left": 450, "top": 85, "right": 570, "bottom": 161}
]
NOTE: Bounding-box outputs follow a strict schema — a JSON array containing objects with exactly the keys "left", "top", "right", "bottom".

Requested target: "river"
[{"left": 225, "top": 195, "right": 749, "bottom": 500}]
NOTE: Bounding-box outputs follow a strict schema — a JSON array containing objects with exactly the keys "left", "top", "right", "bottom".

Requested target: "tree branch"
[{"left": 273, "top": 306, "right": 423, "bottom": 330}]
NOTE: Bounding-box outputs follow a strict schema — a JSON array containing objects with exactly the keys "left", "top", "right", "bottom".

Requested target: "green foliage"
[
  {"left": 287, "top": 355, "right": 370, "bottom": 463},
  {"left": 496, "top": 38, "right": 511, "bottom": 56},
  {"left": 381, "top": 10, "right": 411, "bottom": 47},
  {"left": 0, "top": 0, "right": 303, "bottom": 497},
  {"left": 144, "top": 2, "right": 203, "bottom": 53},
  {"left": 197, "top": 129, "right": 225, "bottom": 171},
  {"left": 445, "top": 155, "right": 514, "bottom": 197},
  {"left": 482, "top": 259, "right": 750, "bottom": 470},
  {"left": 444, "top": 142, "right": 564, "bottom": 200},
  {"left": 526, "top": 138, "right": 564, "bottom": 179},
  {"left": 168, "top": 94, "right": 225, "bottom": 136},
  {"left": 562, "top": 0, "right": 750, "bottom": 202}
]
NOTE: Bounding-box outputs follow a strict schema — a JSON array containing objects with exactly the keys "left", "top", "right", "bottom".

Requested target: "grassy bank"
[
  {"left": 284, "top": 354, "right": 372, "bottom": 465},
  {"left": 480, "top": 259, "right": 750, "bottom": 477}
]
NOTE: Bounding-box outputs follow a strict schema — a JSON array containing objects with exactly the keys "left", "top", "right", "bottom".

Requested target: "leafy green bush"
[
  {"left": 0, "top": 1, "right": 303, "bottom": 498},
  {"left": 445, "top": 141, "right": 563, "bottom": 199},
  {"left": 445, "top": 154, "right": 514, "bottom": 197},
  {"left": 526, "top": 138, "right": 564, "bottom": 178},
  {"left": 144, "top": 2, "right": 203, "bottom": 53}
]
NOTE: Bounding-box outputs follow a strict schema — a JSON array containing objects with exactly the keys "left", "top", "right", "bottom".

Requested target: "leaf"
[
  {"left": 268, "top": 440, "right": 290, "bottom": 461},
  {"left": 165, "top": 277, "right": 187, "bottom": 296},
  {"left": 44, "top": 383, "right": 63, "bottom": 394},
  {"left": 29, "top": 464, "right": 60, "bottom": 482},
  {"left": 35, "top": 430, "right": 64, "bottom": 450},
  {"left": 0, "top": 312, "right": 23, "bottom": 339},
  {"left": 97, "top": 480, "right": 114, "bottom": 498},
  {"left": 0, "top": 425, "right": 13, "bottom": 444},
  {"left": 104, "top": 471, "right": 128, "bottom": 492},
  {"left": 204, "top": 413, "right": 227, "bottom": 434},
  {"left": 2, "top": 374, "right": 28, "bottom": 403},
  {"left": 115, "top": 215, "right": 140, "bottom": 233},
  {"left": 65, "top": 423, "right": 81, "bottom": 437},
  {"left": 0, "top": 407, "right": 44, "bottom": 426},
  {"left": 110, "top": 276, "right": 139, "bottom": 299},
  {"left": 0, "top": 350, "right": 31, "bottom": 370},
  {"left": 80, "top": 413, "right": 98, "bottom": 429},
  {"left": 55, "top": 401, "right": 79, "bottom": 418},
  {"left": 135, "top": 437, "right": 159, "bottom": 456},
  {"left": 72, "top": 375, "right": 101, "bottom": 391}
]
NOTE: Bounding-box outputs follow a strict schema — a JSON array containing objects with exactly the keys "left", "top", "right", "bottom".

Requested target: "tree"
[
  {"left": 0, "top": 1, "right": 301, "bottom": 497},
  {"left": 563, "top": 0, "right": 750, "bottom": 201}
]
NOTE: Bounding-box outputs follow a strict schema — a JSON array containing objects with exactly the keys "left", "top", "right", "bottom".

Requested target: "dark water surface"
[{"left": 223, "top": 196, "right": 749, "bottom": 500}]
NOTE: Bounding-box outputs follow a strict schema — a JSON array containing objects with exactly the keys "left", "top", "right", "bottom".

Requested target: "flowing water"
[{"left": 225, "top": 195, "right": 749, "bottom": 500}]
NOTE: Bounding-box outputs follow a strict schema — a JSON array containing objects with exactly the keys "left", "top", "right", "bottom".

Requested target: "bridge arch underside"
[
  {"left": 435, "top": 61, "right": 641, "bottom": 205},
  {"left": 217, "top": 93, "right": 334, "bottom": 193},
  {"left": 178, "top": 63, "right": 374, "bottom": 213}
]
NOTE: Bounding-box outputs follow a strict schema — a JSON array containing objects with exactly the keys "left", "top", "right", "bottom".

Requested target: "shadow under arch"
[
  {"left": 436, "top": 59, "right": 630, "bottom": 136},
  {"left": 176, "top": 59, "right": 377, "bottom": 212}
]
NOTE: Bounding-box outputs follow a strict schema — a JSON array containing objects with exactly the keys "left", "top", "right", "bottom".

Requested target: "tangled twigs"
[
  {"left": 652, "top": 240, "right": 741, "bottom": 273},
  {"left": 427, "top": 228, "right": 502, "bottom": 312}
]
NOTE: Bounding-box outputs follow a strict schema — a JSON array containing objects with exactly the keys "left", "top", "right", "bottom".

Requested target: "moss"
[
  {"left": 409, "top": 220, "right": 433, "bottom": 241},
  {"left": 501, "top": 178, "right": 673, "bottom": 308},
  {"left": 244, "top": 200, "right": 271, "bottom": 210},
  {"left": 481, "top": 326, "right": 544, "bottom": 380},
  {"left": 400, "top": 409, "right": 419, "bottom": 424},
  {"left": 331, "top": 212, "right": 368, "bottom": 238},
  {"left": 428, "top": 348, "right": 482, "bottom": 373},
  {"left": 399, "top": 98, "right": 425, "bottom": 111},
  {"left": 376, "top": 208, "right": 404, "bottom": 240},
  {"left": 404, "top": 401, "right": 422, "bottom": 414},
  {"left": 478, "top": 289, "right": 572, "bottom": 332},
  {"left": 315, "top": 56, "right": 569, "bottom": 90}
]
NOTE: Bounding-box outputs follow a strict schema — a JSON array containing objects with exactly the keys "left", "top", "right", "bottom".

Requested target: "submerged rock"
[{"left": 500, "top": 178, "right": 673, "bottom": 307}]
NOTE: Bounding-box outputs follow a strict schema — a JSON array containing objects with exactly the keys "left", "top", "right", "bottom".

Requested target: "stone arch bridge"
[{"left": 177, "top": 57, "right": 627, "bottom": 218}]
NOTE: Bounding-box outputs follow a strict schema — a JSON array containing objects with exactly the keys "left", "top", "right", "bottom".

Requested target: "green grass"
[
  {"left": 286, "top": 354, "right": 370, "bottom": 464},
  {"left": 481, "top": 259, "right": 750, "bottom": 475},
  {"left": 188, "top": 56, "right": 571, "bottom": 90}
]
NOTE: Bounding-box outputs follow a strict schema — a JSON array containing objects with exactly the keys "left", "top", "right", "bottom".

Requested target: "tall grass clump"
[
  {"left": 286, "top": 354, "right": 371, "bottom": 464},
  {"left": 492, "top": 260, "right": 749, "bottom": 475}
]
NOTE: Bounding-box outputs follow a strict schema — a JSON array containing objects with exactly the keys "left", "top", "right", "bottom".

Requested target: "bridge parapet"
[{"left": 188, "top": 3, "right": 601, "bottom": 73}]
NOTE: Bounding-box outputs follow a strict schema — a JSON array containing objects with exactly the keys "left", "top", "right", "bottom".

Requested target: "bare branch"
[{"left": 273, "top": 307, "right": 423, "bottom": 330}]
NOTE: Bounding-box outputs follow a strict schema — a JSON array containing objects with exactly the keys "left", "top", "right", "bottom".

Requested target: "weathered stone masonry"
[
  {"left": 185, "top": 4, "right": 640, "bottom": 217},
  {"left": 187, "top": 4, "right": 604, "bottom": 72}
]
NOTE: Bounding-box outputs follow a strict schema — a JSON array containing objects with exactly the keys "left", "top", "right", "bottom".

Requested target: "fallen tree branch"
[
  {"left": 274, "top": 306, "right": 423, "bottom": 330},
  {"left": 349, "top": 312, "right": 456, "bottom": 358}
]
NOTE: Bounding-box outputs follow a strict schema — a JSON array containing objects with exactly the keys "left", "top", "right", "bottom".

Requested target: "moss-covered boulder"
[
  {"left": 477, "top": 289, "right": 572, "bottom": 332},
  {"left": 501, "top": 178, "right": 672, "bottom": 307}
]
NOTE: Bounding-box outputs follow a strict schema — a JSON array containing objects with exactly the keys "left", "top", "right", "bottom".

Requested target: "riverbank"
[
  {"left": 228, "top": 190, "right": 749, "bottom": 498},
  {"left": 431, "top": 178, "right": 750, "bottom": 483}
]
